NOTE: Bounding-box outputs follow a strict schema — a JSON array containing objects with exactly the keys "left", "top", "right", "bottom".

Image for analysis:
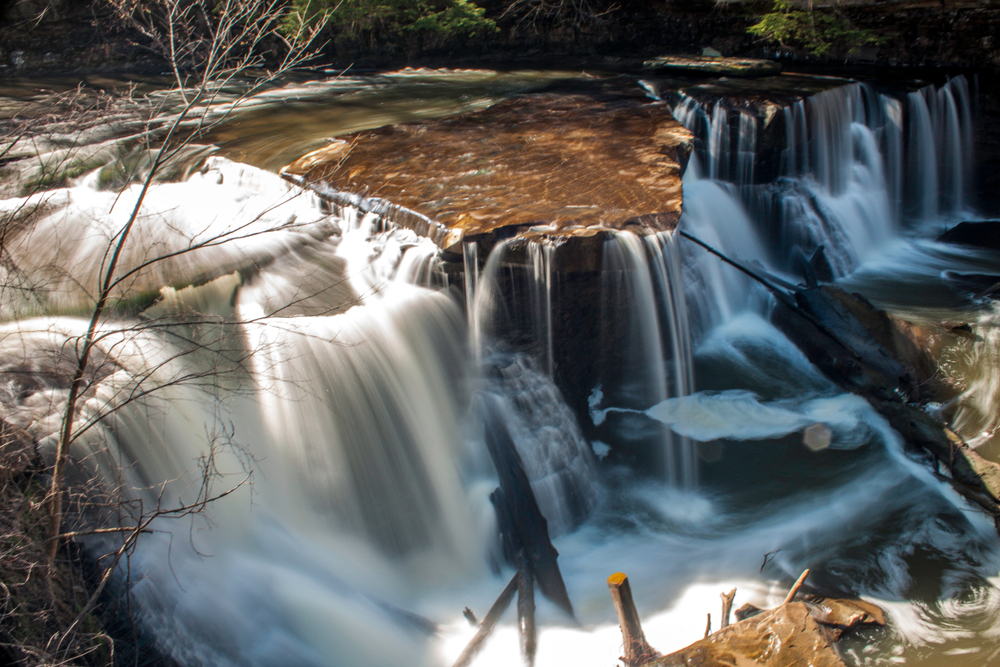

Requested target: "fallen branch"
[
  {"left": 784, "top": 569, "right": 810, "bottom": 604},
  {"left": 517, "top": 549, "right": 537, "bottom": 667},
  {"left": 453, "top": 573, "right": 520, "bottom": 667}
]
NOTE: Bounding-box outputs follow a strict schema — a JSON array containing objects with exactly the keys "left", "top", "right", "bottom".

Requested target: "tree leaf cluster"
[
  {"left": 282, "top": 0, "right": 497, "bottom": 43},
  {"left": 747, "top": 0, "right": 883, "bottom": 57}
]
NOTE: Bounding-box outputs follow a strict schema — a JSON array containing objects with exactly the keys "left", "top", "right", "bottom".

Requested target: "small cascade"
[
  {"left": 398, "top": 243, "right": 447, "bottom": 288},
  {"left": 903, "top": 76, "right": 973, "bottom": 220},
  {"left": 782, "top": 100, "right": 808, "bottom": 178},
  {"left": 466, "top": 240, "right": 490, "bottom": 365},
  {"left": 736, "top": 112, "right": 757, "bottom": 187},
  {"left": 469, "top": 240, "right": 505, "bottom": 365},
  {"left": 676, "top": 176, "right": 771, "bottom": 331},
  {"left": 601, "top": 233, "right": 669, "bottom": 407},
  {"left": 528, "top": 242, "right": 555, "bottom": 378},
  {"left": 708, "top": 103, "right": 730, "bottom": 182},
  {"left": 599, "top": 232, "right": 696, "bottom": 486},
  {"left": 806, "top": 83, "right": 859, "bottom": 195},
  {"left": 933, "top": 77, "right": 974, "bottom": 215},
  {"left": 645, "top": 232, "right": 695, "bottom": 402},
  {"left": 907, "top": 90, "right": 940, "bottom": 221},
  {"left": 478, "top": 354, "right": 597, "bottom": 534},
  {"left": 241, "top": 285, "right": 475, "bottom": 561},
  {"left": 470, "top": 240, "right": 555, "bottom": 380}
]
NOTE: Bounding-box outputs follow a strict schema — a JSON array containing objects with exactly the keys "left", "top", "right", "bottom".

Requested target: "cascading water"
[
  {"left": 660, "top": 72, "right": 1000, "bottom": 666},
  {"left": 592, "top": 232, "right": 696, "bottom": 486},
  {"left": 673, "top": 77, "right": 974, "bottom": 292}
]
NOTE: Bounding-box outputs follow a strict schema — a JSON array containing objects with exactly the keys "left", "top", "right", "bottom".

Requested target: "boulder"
[{"left": 937, "top": 221, "right": 1000, "bottom": 251}]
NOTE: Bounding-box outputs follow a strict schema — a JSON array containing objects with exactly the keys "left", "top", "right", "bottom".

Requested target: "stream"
[{"left": 1, "top": 67, "right": 998, "bottom": 666}]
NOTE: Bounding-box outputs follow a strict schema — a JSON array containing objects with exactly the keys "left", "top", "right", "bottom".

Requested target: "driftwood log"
[
  {"left": 783, "top": 569, "right": 809, "bottom": 604},
  {"left": 516, "top": 549, "right": 537, "bottom": 667}
]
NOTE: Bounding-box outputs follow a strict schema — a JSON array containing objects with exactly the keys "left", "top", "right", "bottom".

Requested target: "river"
[{"left": 0, "top": 67, "right": 998, "bottom": 666}]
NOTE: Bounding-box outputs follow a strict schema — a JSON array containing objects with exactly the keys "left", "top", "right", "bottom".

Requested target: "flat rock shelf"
[{"left": 281, "top": 79, "right": 693, "bottom": 270}]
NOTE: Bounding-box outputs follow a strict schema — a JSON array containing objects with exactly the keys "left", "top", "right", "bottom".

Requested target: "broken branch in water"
[
  {"left": 517, "top": 549, "right": 537, "bottom": 667},
  {"left": 760, "top": 549, "right": 780, "bottom": 572},
  {"left": 452, "top": 572, "right": 520, "bottom": 667},
  {"left": 784, "top": 569, "right": 810, "bottom": 604},
  {"left": 607, "top": 573, "right": 661, "bottom": 667},
  {"left": 720, "top": 588, "right": 736, "bottom": 629}
]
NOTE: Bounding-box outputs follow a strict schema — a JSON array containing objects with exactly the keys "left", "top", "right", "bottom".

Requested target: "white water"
[{"left": 0, "top": 71, "right": 997, "bottom": 667}]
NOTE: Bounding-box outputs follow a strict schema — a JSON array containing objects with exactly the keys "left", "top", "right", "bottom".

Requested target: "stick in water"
[
  {"left": 517, "top": 550, "right": 537, "bottom": 667},
  {"left": 453, "top": 573, "right": 520, "bottom": 667},
  {"left": 720, "top": 588, "right": 736, "bottom": 629},
  {"left": 784, "top": 569, "right": 810, "bottom": 604}
]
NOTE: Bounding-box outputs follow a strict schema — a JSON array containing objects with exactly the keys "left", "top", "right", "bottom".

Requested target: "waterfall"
[
  {"left": 464, "top": 241, "right": 482, "bottom": 362},
  {"left": 673, "top": 76, "right": 975, "bottom": 286},
  {"left": 1, "top": 69, "right": 994, "bottom": 667}
]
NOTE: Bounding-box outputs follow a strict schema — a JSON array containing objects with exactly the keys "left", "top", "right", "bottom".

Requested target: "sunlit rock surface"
[
  {"left": 282, "top": 80, "right": 693, "bottom": 267},
  {"left": 647, "top": 599, "right": 885, "bottom": 667},
  {"left": 643, "top": 56, "right": 781, "bottom": 77}
]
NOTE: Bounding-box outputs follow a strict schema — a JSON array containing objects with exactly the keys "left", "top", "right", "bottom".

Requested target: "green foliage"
[
  {"left": 282, "top": 0, "right": 497, "bottom": 42},
  {"left": 748, "top": 0, "right": 883, "bottom": 57}
]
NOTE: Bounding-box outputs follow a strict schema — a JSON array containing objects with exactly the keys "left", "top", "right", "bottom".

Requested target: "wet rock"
[
  {"left": 645, "top": 599, "right": 884, "bottom": 667},
  {"left": 937, "top": 221, "right": 1000, "bottom": 252},
  {"left": 733, "top": 603, "right": 761, "bottom": 622},
  {"left": 803, "top": 596, "right": 885, "bottom": 636},
  {"left": 771, "top": 285, "right": 947, "bottom": 403},
  {"left": 771, "top": 284, "right": 1000, "bottom": 520},
  {"left": 282, "top": 80, "right": 692, "bottom": 264}
]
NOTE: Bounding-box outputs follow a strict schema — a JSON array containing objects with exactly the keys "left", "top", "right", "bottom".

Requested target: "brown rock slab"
[
  {"left": 804, "top": 597, "right": 886, "bottom": 638},
  {"left": 647, "top": 602, "right": 847, "bottom": 667},
  {"left": 281, "top": 82, "right": 692, "bottom": 257}
]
